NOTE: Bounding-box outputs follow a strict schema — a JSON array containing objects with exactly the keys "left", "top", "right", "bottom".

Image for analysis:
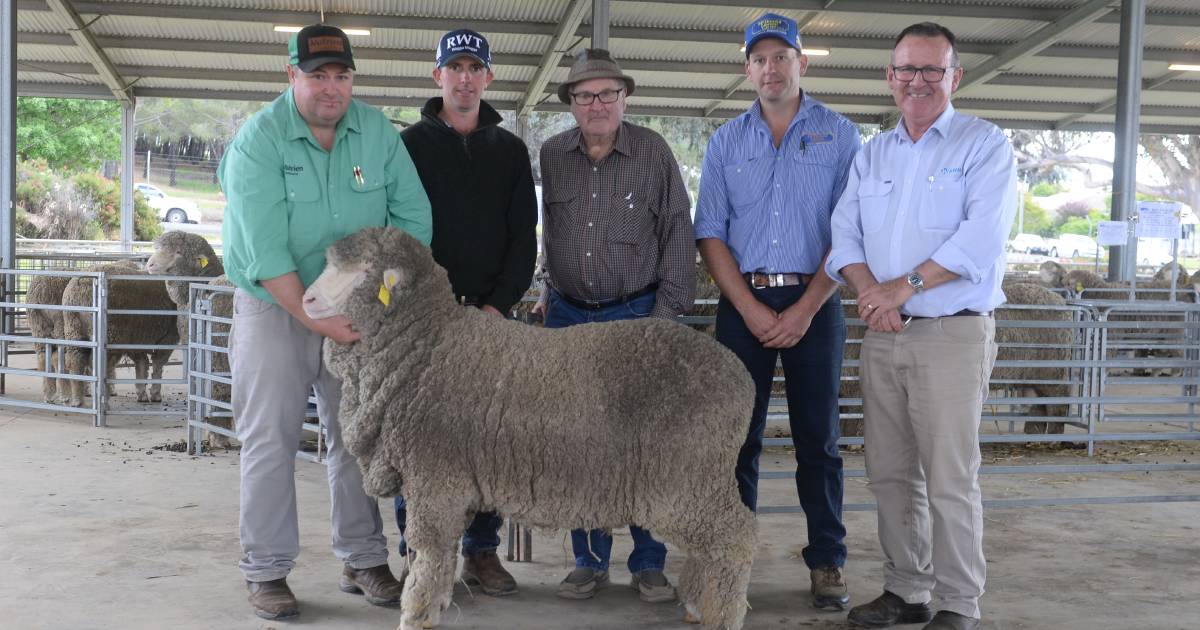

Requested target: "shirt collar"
[
  {"left": 747, "top": 91, "right": 819, "bottom": 136},
  {"left": 284, "top": 87, "right": 360, "bottom": 144},
  {"left": 895, "top": 102, "right": 956, "bottom": 144},
  {"left": 569, "top": 121, "right": 633, "bottom": 158}
]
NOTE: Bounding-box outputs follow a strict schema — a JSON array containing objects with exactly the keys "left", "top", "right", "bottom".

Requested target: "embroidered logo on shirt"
[
  {"left": 283, "top": 164, "right": 304, "bottom": 175},
  {"left": 800, "top": 132, "right": 834, "bottom": 144},
  {"left": 939, "top": 167, "right": 963, "bottom": 175}
]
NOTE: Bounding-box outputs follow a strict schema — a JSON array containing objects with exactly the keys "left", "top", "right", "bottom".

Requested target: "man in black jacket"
[{"left": 392, "top": 28, "right": 537, "bottom": 597}]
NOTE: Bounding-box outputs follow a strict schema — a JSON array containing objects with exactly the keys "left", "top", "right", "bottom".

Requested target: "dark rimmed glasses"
[
  {"left": 890, "top": 65, "right": 957, "bottom": 82},
  {"left": 569, "top": 87, "right": 624, "bottom": 105}
]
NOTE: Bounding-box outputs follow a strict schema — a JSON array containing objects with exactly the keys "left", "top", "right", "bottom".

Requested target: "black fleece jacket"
[{"left": 400, "top": 98, "right": 537, "bottom": 313}]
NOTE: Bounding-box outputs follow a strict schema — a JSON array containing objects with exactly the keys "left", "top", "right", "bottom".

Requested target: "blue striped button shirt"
[
  {"left": 694, "top": 96, "right": 860, "bottom": 274},
  {"left": 825, "top": 104, "right": 1018, "bottom": 317}
]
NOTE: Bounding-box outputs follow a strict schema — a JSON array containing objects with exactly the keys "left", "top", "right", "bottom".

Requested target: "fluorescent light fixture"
[
  {"left": 737, "top": 44, "right": 830, "bottom": 56},
  {"left": 274, "top": 25, "right": 371, "bottom": 36},
  {"left": 1168, "top": 63, "right": 1200, "bottom": 72}
]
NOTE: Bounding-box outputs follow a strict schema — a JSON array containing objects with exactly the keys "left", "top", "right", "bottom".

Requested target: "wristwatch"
[{"left": 906, "top": 270, "right": 925, "bottom": 294}]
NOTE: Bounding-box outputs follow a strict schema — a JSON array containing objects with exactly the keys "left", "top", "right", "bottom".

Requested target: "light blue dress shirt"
[
  {"left": 825, "top": 104, "right": 1017, "bottom": 317},
  {"left": 695, "top": 96, "right": 860, "bottom": 274}
]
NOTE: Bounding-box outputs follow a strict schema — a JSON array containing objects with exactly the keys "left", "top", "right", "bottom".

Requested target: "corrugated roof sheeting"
[{"left": 10, "top": 0, "right": 1200, "bottom": 133}]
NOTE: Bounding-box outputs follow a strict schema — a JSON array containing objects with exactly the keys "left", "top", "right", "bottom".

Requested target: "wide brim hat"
[{"left": 557, "top": 49, "right": 636, "bottom": 104}]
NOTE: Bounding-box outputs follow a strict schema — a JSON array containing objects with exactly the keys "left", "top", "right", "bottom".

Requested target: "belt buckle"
[{"left": 773, "top": 273, "right": 784, "bottom": 287}]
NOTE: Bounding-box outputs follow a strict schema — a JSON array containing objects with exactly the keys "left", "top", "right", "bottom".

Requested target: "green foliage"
[
  {"left": 136, "top": 98, "right": 264, "bottom": 152},
  {"left": 17, "top": 97, "right": 121, "bottom": 171},
  {"left": 15, "top": 158, "right": 55, "bottom": 214},
  {"left": 71, "top": 172, "right": 163, "bottom": 241},
  {"left": 1017, "top": 194, "right": 1055, "bottom": 237},
  {"left": 1030, "top": 181, "right": 1064, "bottom": 197}
]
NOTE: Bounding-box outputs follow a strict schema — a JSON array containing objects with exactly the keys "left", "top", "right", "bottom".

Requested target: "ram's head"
[{"left": 302, "top": 226, "right": 433, "bottom": 327}]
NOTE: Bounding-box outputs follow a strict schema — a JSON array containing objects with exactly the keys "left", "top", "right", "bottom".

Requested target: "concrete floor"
[{"left": 1, "top": 394, "right": 1199, "bottom": 630}]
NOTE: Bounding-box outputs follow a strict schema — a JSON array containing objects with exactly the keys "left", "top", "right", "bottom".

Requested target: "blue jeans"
[
  {"left": 714, "top": 282, "right": 848, "bottom": 570},
  {"left": 394, "top": 498, "right": 502, "bottom": 557},
  {"left": 545, "top": 288, "right": 668, "bottom": 574}
]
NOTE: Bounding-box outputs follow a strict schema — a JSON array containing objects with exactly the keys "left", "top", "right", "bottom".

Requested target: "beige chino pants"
[
  {"left": 231, "top": 289, "right": 388, "bottom": 582},
  {"left": 860, "top": 315, "right": 997, "bottom": 620}
]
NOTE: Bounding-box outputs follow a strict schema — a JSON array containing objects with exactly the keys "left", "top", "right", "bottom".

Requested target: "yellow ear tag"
[
  {"left": 1075, "top": 281, "right": 1084, "bottom": 293},
  {"left": 198, "top": 255, "right": 209, "bottom": 269},
  {"left": 377, "top": 283, "right": 391, "bottom": 307}
]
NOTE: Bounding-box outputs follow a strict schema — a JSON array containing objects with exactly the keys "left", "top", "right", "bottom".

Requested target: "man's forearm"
[
  {"left": 790, "top": 251, "right": 839, "bottom": 313},
  {"left": 697, "top": 238, "right": 757, "bottom": 313},
  {"left": 839, "top": 263, "right": 879, "bottom": 295},
  {"left": 261, "top": 272, "right": 317, "bottom": 327}
]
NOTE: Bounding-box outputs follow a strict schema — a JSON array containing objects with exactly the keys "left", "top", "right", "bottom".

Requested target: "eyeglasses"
[
  {"left": 569, "top": 87, "right": 624, "bottom": 105},
  {"left": 890, "top": 65, "right": 957, "bottom": 82}
]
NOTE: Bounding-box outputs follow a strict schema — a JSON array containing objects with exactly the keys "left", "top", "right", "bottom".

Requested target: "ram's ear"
[{"left": 382, "top": 268, "right": 403, "bottom": 291}]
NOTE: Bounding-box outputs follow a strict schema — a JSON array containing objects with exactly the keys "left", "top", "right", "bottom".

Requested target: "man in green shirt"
[{"left": 218, "top": 24, "right": 432, "bottom": 621}]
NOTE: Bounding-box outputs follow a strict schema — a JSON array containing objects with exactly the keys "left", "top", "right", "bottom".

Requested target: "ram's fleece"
[{"left": 302, "top": 227, "right": 757, "bottom": 630}]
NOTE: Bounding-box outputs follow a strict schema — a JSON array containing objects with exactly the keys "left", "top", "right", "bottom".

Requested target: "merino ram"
[
  {"left": 146, "top": 231, "right": 236, "bottom": 446},
  {"left": 61, "top": 263, "right": 179, "bottom": 407},
  {"left": 302, "top": 226, "right": 757, "bottom": 630}
]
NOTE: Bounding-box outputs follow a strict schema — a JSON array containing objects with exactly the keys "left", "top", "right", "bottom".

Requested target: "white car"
[
  {"left": 135, "top": 183, "right": 203, "bottom": 224},
  {"left": 1047, "top": 233, "right": 1099, "bottom": 258},
  {"left": 1008, "top": 233, "right": 1050, "bottom": 255}
]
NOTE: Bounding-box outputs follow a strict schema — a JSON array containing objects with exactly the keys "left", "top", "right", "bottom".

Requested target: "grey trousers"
[
  {"left": 232, "top": 289, "right": 388, "bottom": 582},
  {"left": 860, "top": 315, "right": 997, "bottom": 620}
]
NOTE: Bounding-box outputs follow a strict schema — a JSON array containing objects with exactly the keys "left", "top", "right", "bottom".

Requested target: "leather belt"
[
  {"left": 744, "top": 272, "right": 813, "bottom": 289},
  {"left": 905, "top": 309, "right": 992, "bottom": 320},
  {"left": 557, "top": 283, "right": 659, "bottom": 311},
  {"left": 457, "top": 295, "right": 484, "bottom": 307}
]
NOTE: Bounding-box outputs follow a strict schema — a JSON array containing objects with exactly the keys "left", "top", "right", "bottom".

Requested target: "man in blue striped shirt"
[
  {"left": 827, "top": 23, "right": 1017, "bottom": 630},
  {"left": 694, "top": 11, "right": 861, "bottom": 612}
]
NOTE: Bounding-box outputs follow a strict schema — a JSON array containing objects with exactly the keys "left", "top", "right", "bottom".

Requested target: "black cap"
[{"left": 289, "top": 24, "right": 355, "bottom": 72}]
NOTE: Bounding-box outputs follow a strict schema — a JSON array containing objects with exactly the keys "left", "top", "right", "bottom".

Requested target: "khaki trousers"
[
  {"left": 860, "top": 315, "right": 997, "bottom": 619},
  {"left": 232, "top": 289, "right": 388, "bottom": 582}
]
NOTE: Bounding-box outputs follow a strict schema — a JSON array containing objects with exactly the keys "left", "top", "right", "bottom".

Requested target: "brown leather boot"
[
  {"left": 246, "top": 577, "right": 299, "bottom": 620},
  {"left": 461, "top": 550, "right": 518, "bottom": 596},
  {"left": 339, "top": 563, "right": 404, "bottom": 606}
]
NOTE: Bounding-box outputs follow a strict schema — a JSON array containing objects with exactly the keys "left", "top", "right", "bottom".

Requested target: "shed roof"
[{"left": 14, "top": 0, "right": 1200, "bottom": 133}]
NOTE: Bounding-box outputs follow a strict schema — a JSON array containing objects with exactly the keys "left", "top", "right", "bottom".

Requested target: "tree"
[
  {"left": 16, "top": 97, "right": 121, "bottom": 171},
  {"left": 136, "top": 98, "right": 265, "bottom": 162},
  {"left": 1012, "top": 130, "right": 1200, "bottom": 213}
]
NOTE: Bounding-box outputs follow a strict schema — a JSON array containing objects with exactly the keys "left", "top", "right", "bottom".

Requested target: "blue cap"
[
  {"left": 436, "top": 29, "right": 491, "bottom": 68},
  {"left": 744, "top": 12, "right": 801, "bottom": 57}
]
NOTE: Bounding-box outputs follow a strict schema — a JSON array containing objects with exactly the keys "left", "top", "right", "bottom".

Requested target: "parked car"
[
  {"left": 135, "top": 183, "right": 203, "bottom": 224},
  {"left": 1008, "top": 233, "right": 1050, "bottom": 255},
  {"left": 1135, "top": 238, "right": 1175, "bottom": 267},
  {"left": 1047, "top": 233, "right": 1099, "bottom": 258}
]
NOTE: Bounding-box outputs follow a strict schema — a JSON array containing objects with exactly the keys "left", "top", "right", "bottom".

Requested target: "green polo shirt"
[{"left": 219, "top": 87, "right": 432, "bottom": 303}]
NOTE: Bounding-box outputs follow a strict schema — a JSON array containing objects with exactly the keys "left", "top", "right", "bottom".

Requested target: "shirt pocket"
[
  {"left": 858, "top": 178, "right": 893, "bottom": 233},
  {"left": 350, "top": 177, "right": 388, "bottom": 228},
  {"left": 543, "top": 189, "right": 580, "bottom": 234},
  {"left": 921, "top": 173, "right": 966, "bottom": 231},
  {"left": 284, "top": 177, "right": 325, "bottom": 254},
  {"left": 722, "top": 159, "right": 769, "bottom": 213},
  {"left": 607, "top": 190, "right": 652, "bottom": 261}
]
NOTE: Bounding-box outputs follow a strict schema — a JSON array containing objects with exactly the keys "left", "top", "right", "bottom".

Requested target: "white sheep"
[{"left": 302, "top": 226, "right": 757, "bottom": 630}]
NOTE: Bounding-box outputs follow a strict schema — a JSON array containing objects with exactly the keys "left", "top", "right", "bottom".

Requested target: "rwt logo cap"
[
  {"left": 437, "top": 29, "right": 492, "bottom": 69},
  {"left": 743, "top": 12, "right": 802, "bottom": 58},
  {"left": 289, "top": 24, "right": 356, "bottom": 72}
]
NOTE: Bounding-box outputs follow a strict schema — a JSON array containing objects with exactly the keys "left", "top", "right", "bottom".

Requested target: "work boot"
[
  {"left": 848, "top": 591, "right": 933, "bottom": 628},
  {"left": 245, "top": 577, "right": 299, "bottom": 620},
  {"left": 630, "top": 569, "right": 676, "bottom": 603},
  {"left": 339, "top": 563, "right": 404, "bottom": 607},
  {"left": 556, "top": 567, "right": 609, "bottom": 600},
  {"left": 922, "top": 611, "right": 981, "bottom": 630},
  {"left": 810, "top": 566, "right": 850, "bottom": 610},
  {"left": 461, "top": 550, "right": 518, "bottom": 596}
]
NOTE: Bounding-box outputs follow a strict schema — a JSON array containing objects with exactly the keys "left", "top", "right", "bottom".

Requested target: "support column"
[
  {"left": 120, "top": 98, "right": 135, "bottom": 250},
  {"left": 1, "top": 0, "right": 16, "bottom": 271},
  {"left": 591, "top": 0, "right": 609, "bottom": 50},
  {"left": 1108, "top": 0, "right": 1145, "bottom": 282}
]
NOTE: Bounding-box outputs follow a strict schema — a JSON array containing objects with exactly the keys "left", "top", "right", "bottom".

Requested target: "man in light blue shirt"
[
  {"left": 826, "top": 22, "right": 1016, "bottom": 630},
  {"left": 695, "top": 12, "right": 860, "bottom": 612}
]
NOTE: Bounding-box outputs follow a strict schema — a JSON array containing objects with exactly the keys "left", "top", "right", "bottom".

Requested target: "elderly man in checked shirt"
[
  {"left": 694, "top": 12, "right": 861, "bottom": 612},
  {"left": 536, "top": 49, "right": 695, "bottom": 604}
]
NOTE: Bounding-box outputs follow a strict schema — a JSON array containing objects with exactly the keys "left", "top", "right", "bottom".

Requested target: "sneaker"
[
  {"left": 246, "top": 577, "right": 299, "bottom": 620},
  {"left": 461, "top": 550, "right": 518, "bottom": 596},
  {"left": 810, "top": 566, "right": 850, "bottom": 610},
  {"left": 556, "top": 567, "right": 609, "bottom": 600},
  {"left": 922, "top": 611, "right": 981, "bottom": 630},
  {"left": 630, "top": 569, "right": 676, "bottom": 603},
  {"left": 848, "top": 591, "right": 933, "bottom": 628},
  {"left": 339, "top": 563, "right": 404, "bottom": 607}
]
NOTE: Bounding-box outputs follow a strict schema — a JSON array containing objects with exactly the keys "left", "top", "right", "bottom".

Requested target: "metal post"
[
  {"left": 1, "top": 0, "right": 17, "bottom": 391},
  {"left": 120, "top": 99, "right": 136, "bottom": 251},
  {"left": 1108, "top": 0, "right": 1146, "bottom": 282},
  {"left": 591, "top": 0, "right": 609, "bottom": 50}
]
